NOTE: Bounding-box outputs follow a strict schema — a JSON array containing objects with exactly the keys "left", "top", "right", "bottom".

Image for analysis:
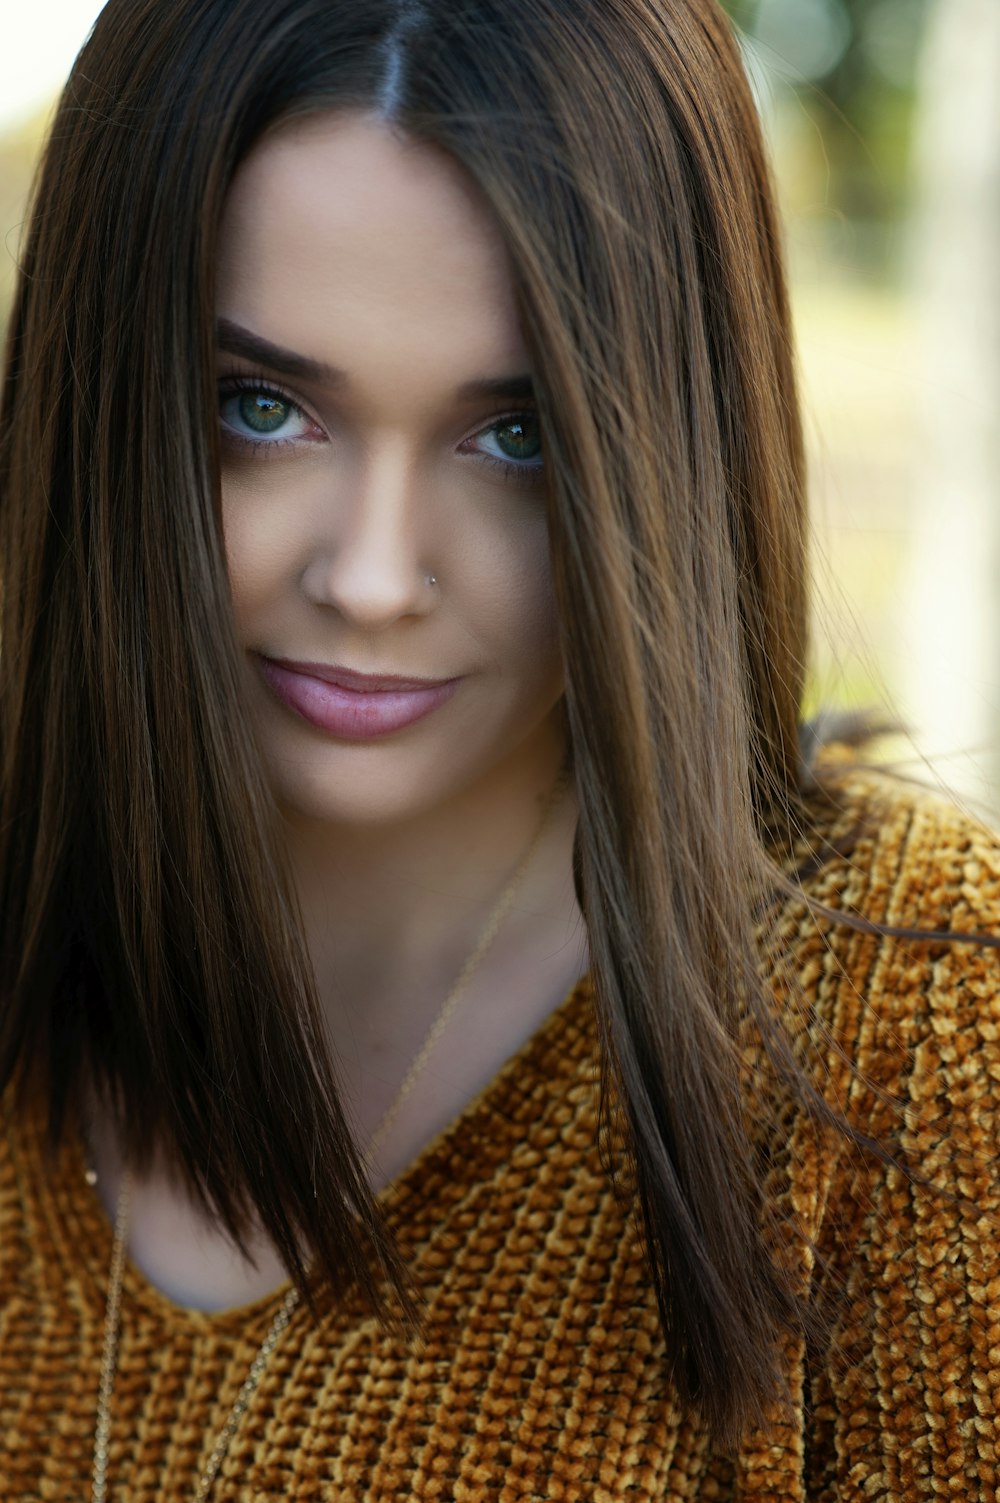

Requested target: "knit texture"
[{"left": 1, "top": 765, "right": 999, "bottom": 1499}]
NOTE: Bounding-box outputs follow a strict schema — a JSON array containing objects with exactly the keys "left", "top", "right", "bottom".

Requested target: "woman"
[{"left": 0, "top": 0, "right": 997, "bottom": 1498}]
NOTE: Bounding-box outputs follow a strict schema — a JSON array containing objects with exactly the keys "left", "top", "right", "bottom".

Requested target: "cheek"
[
  {"left": 220, "top": 473, "right": 261, "bottom": 616},
  {"left": 220, "top": 469, "right": 303, "bottom": 626},
  {"left": 456, "top": 509, "right": 562, "bottom": 682}
]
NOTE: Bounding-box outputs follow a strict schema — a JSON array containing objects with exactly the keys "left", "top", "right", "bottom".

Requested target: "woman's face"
[{"left": 216, "top": 112, "right": 565, "bottom": 827}]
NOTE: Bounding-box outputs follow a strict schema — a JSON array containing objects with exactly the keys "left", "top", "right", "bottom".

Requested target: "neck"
[
  {"left": 82, "top": 724, "right": 589, "bottom": 1305},
  {"left": 282, "top": 725, "right": 578, "bottom": 1017}
]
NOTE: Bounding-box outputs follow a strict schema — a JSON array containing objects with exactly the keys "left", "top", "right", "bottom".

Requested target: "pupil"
[
  {"left": 496, "top": 417, "right": 541, "bottom": 461},
  {"left": 239, "top": 391, "right": 287, "bottom": 433}
]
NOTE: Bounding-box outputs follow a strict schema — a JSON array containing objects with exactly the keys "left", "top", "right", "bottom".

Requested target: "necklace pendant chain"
[
  {"left": 364, "top": 759, "right": 571, "bottom": 1169},
  {"left": 93, "top": 1180, "right": 302, "bottom": 1503},
  {"left": 93, "top": 759, "right": 570, "bottom": 1501},
  {"left": 191, "top": 1285, "right": 301, "bottom": 1503},
  {"left": 92, "top": 1170, "right": 131, "bottom": 1503}
]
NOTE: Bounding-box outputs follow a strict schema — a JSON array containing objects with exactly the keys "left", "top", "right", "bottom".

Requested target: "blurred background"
[{"left": 2, "top": 0, "right": 999, "bottom": 810}]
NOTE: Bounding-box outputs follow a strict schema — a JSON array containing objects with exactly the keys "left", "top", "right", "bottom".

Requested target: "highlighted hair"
[{"left": 1, "top": 0, "right": 813, "bottom": 1445}]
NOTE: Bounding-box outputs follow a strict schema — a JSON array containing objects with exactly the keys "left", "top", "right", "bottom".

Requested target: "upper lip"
[{"left": 262, "top": 656, "right": 457, "bottom": 692}]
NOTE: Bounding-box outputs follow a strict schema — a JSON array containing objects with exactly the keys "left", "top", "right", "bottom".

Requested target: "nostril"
[{"left": 299, "top": 546, "right": 434, "bottom": 629}]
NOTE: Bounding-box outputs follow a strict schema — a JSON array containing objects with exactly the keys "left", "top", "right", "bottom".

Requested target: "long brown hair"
[{"left": 1, "top": 0, "right": 813, "bottom": 1447}]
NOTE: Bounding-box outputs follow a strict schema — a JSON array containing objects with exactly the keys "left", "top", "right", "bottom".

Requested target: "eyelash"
[
  {"left": 217, "top": 376, "right": 544, "bottom": 485},
  {"left": 218, "top": 377, "right": 319, "bottom": 458}
]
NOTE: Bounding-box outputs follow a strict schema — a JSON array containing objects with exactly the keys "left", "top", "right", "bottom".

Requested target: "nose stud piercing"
[{"left": 426, "top": 574, "right": 437, "bottom": 587}]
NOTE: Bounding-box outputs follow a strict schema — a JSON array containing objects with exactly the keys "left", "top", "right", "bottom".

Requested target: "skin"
[{"left": 89, "top": 112, "right": 589, "bottom": 1310}]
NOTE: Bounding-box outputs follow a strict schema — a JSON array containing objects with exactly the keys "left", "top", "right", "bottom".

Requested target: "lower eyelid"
[
  {"left": 467, "top": 415, "right": 543, "bottom": 470},
  {"left": 218, "top": 384, "right": 326, "bottom": 446},
  {"left": 217, "top": 388, "right": 541, "bottom": 472}
]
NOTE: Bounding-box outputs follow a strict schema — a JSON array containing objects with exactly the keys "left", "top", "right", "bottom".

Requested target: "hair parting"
[{"left": 0, "top": 0, "right": 923, "bottom": 1449}]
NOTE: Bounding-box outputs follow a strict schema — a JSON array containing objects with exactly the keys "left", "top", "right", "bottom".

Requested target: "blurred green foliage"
[
  {"left": 722, "top": 0, "right": 930, "bottom": 228},
  {"left": 0, "top": 0, "right": 943, "bottom": 742},
  {"left": 0, "top": 0, "right": 932, "bottom": 346}
]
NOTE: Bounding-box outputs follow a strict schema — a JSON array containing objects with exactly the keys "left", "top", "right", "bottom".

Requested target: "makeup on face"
[
  {"left": 256, "top": 655, "right": 462, "bottom": 740},
  {"left": 216, "top": 112, "right": 566, "bottom": 827}
]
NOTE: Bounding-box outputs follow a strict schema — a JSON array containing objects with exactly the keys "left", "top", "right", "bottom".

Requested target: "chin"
[
  {"left": 267, "top": 743, "right": 484, "bottom": 829},
  {"left": 262, "top": 687, "right": 568, "bottom": 831}
]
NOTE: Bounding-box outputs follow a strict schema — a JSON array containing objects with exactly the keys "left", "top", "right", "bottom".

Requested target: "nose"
[{"left": 299, "top": 442, "right": 435, "bottom": 631}]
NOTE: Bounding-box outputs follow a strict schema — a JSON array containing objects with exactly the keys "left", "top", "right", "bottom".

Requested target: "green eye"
[
  {"left": 238, "top": 391, "right": 290, "bottom": 433},
  {"left": 468, "top": 411, "right": 545, "bottom": 483},
  {"left": 218, "top": 381, "right": 317, "bottom": 451},
  {"left": 494, "top": 416, "right": 541, "bottom": 462}
]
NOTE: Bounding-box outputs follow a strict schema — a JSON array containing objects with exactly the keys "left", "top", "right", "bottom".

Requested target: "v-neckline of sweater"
[{"left": 24, "top": 975, "right": 595, "bottom": 1338}]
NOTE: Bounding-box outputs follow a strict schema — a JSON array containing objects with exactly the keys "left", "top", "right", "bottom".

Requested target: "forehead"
[{"left": 216, "top": 112, "right": 528, "bottom": 389}]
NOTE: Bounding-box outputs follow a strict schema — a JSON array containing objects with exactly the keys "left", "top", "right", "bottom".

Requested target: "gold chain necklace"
[
  {"left": 92, "top": 765, "right": 569, "bottom": 1502},
  {"left": 93, "top": 1170, "right": 301, "bottom": 1503}
]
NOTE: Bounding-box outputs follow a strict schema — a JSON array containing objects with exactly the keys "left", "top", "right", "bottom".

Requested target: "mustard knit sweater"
[{"left": 1, "top": 765, "right": 999, "bottom": 1500}]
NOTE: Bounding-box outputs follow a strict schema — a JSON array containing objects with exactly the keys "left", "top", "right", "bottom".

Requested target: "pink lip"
[{"left": 257, "top": 656, "right": 461, "bottom": 740}]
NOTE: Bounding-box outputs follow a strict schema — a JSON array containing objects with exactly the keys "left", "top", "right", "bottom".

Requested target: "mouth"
[
  {"left": 255, "top": 654, "right": 462, "bottom": 741},
  {"left": 268, "top": 659, "right": 454, "bottom": 692}
]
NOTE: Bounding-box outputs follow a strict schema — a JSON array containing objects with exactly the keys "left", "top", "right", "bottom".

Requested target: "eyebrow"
[
  {"left": 215, "top": 318, "right": 536, "bottom": 404},
  {"left": 216, "top": 319, "right": 344, "bottom": 387},
  {"left": 458, "top": 373, "right": 536, "bottom": 403}
]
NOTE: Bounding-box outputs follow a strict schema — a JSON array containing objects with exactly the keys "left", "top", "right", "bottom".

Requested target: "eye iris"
[
  {"left": 496, "top": 417, "right": 541, "bottom": 462},
  {"left": 238, "top": 391, "right": 288, "bottom": 433}
]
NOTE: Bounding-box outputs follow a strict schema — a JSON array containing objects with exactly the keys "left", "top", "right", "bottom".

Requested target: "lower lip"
[{"left": 257, "top": 658, "right": 461, "bottom": 740}]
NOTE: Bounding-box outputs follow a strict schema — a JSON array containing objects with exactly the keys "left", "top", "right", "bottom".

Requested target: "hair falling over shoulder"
[{"left": 0, "top": 0, "right": 819, "bottom": 1450}]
